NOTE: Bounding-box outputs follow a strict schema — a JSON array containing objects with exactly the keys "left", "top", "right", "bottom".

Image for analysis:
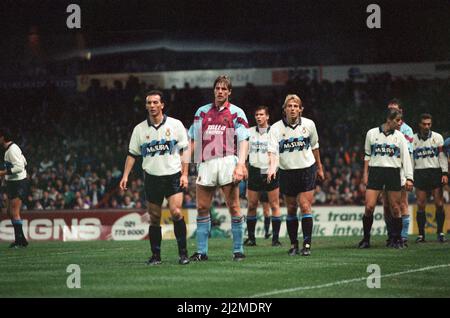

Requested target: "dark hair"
[
  {"left": 0, "top": 128, "right": 12, "bottom": 142},
  {"left": 213, "top": 75, "right": 232, "bottom": 91},
  {"left": 387, "top": 98, "right": 403, "bottom": 109},
  {"left": 386, "top": 108, "right": 402, "bottom": 121},
  {"left": 419, "top": 113, "right": 432, "bottom": 122},
  {"left": 146, "top": 90, "right": 165, "bottom": 104},
  {"left": 254, "top": 106, "right": 269, "bottom": 115}
]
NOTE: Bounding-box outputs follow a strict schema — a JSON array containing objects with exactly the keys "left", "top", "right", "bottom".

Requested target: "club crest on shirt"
[
  {"left": 432, "top": 138, "right": 436, "bottom": 144},
  {"left": 166, "top": 128, "right": 171, "bottom": 137},
  {"left": 146, "top": 135, "right": 150, "bottom": 139},
  {"left": 302, "top": 127, "right": 306, "bottom": 134}
]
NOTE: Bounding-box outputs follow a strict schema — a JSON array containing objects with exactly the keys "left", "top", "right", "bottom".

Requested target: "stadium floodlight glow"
[{"left": 54, "top": 39, "right": 304, "bottom": 61}]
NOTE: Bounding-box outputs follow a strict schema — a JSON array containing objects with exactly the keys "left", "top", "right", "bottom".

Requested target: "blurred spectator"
[{"left": 314, "top": 185, "right": 327, "bottom": 204}]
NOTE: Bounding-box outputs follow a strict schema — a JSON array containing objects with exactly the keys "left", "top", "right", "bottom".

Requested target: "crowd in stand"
[{"left": 1, "top": 73, "right": 449, "bottom": 211}]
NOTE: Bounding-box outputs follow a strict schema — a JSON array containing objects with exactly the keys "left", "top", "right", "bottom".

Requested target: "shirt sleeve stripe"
[
  {"left": 404, "top": 135, "right": 413, "bottom": 142},
  {"left": 237, "top": 117, "right": 249, "bottom": 128}
]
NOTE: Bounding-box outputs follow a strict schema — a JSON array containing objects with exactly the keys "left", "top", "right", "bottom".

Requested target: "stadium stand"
[{"left": 1, "top": 70, "right": 449, "bottom": 210}]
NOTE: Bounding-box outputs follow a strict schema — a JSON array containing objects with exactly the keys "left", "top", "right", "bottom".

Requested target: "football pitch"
[{"left": 1, "top": 236, "right": 449, "bottom": 298}]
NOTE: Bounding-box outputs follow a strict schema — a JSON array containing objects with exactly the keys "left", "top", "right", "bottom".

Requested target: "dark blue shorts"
[
  {"left": 367, "top": 167, "right": 401, "bottom": 191},
  {"left": 279, "top": 164, "right": 317, "bottom": 197},
  {"left": 6, "top": 179, "right": 29, "bottom": 200},
  {"left": 144, "top": 172, "right": 182, "bottom": 206},
  {"left": 247, "top": 165, "right": 279, "bottom": 193},
  {"left": 414, "top": 168, "right": 442, "bottom": 191}
]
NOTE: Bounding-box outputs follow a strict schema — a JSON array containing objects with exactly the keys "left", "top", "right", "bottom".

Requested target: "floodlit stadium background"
[{"left": 0, "top": 0, "right": 449, "bottom": 298}]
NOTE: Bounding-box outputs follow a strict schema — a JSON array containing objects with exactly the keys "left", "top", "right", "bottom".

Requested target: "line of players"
[
  {"left": 1, "top": 75, "right": 448, "bottom": 264},
  {"left": 117, "top": 75, "right": 449, "bottom": 265},
  {"left": 359, "top": 102, "right": 449, "bottom": 249},
  {"left": 119, "top": 76, "right": 325, "bottom": 265}
]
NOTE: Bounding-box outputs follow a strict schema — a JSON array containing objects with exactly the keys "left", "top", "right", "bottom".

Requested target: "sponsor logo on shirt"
[
  {"left": 279, "top": 137, "right": 311, "bottom": 153},
  {"left": 370, "top": 143, "right": 401, "bottom": 157},
  {"left": 205, "top": 125, "right": 227, "bottom": 135},
  {"left": 250, "top": 141, "right": 268, "bottom": 153},
  {"left": 413, "top": 147, "right": 439, "bottom": 160},
  {"left": 141, "top": 139, "right": 178, "bottom": 157}
]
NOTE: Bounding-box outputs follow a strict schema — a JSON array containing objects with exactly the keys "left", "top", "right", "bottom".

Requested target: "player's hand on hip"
[
  {"left": 180, "top": 174, "right": 188, "bottom": 189},
  {"left": 119, "top": 178, "right": 128, "bottom": 190}
]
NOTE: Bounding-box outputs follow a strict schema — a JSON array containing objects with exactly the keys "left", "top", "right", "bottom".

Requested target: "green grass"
[{"left": 0, "top": 236, "right": 449, "bottom": 298}]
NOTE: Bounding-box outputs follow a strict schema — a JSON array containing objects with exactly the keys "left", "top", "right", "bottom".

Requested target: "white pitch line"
[{"left": 249, "top": 264, "right": 450, "bottom": 298}]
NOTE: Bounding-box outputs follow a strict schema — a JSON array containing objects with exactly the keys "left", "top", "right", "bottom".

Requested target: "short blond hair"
[{"left": 283, "top": 94, "right": 302, "bottom": 109}]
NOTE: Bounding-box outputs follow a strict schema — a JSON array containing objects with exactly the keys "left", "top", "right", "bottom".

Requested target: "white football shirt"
[
  {"left": 128, "top": 115, "right": 188, "bottom": 176},
  {"left": 413, "top": 131, "right": 448, "bottom": 172},
  {"left": 4, "top": 143, "right": 27, "bottom": 181},
  {"left": 364, "top": 126, "right": 413, "bottom": 181},
  {"left": 268, "top": 117, "right": 319, "bottom": 170},
  {"left": 248, "top": 126, "right": 270, "bottom": 170}
]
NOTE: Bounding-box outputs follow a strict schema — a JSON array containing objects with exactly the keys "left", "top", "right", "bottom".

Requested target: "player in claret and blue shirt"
[{"left": 188, "top": 75, "right": 249, "bottom": 262}]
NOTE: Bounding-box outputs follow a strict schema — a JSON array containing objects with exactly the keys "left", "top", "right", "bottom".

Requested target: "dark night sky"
[{"left": 0, "top": 0, "right": 449, "bottom": 62}]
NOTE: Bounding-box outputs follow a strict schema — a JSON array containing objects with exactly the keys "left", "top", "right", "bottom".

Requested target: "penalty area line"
[{"left": 248, "top": 263, "right": 450, "bottom": 298}]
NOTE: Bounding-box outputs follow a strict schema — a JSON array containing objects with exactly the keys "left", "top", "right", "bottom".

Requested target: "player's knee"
[
  {"left": 400, "top": 203, "right": 408, "bottom": 215},
  {"left": 269, "top": 200, "right": 279, "bottom": 210},
  {"left": 247, "top": 207, "right": 257, "bottom": 216},
  {"left": 247, "top": 200, "right": 258, "bottom": 211},
  {"left": 171, "top": 209, "right": 182, "bottom": 221},
  {"left": 227, "top": 202, "right": 240, "bottom": 215},
  {"left": 390, "top": 204, "right": 401, "bottom": 217},
  {"left": 299, "top": 202, "right": 311, "bottom": 214},
  {"left": 149, "top": 208, "right": 161, "bottom": 220},
  {"left": 365, "top": 205, "right": 375, "bottom": 215},
  {"left": 149, "top": 216, "right": 161, "bottom": 226},
  {"left": 416, "top": 197, "right": 426, "bottom": 208}
]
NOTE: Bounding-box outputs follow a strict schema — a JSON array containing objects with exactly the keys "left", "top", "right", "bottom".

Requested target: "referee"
[{"left": 0, "top": 128, "right": 29, "bottom": 248}]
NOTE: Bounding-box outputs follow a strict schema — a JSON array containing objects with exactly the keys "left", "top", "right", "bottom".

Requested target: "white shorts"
[{"left": 196, "top": 155, "right": 238, "bottom": 187}]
